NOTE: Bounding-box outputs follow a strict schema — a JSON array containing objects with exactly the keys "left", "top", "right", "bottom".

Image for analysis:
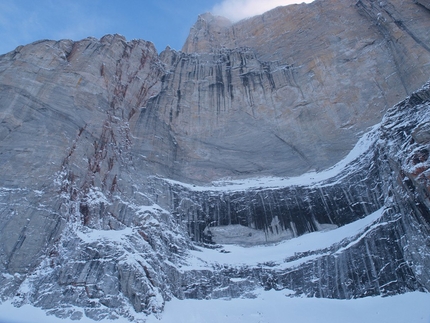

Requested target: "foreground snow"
[
  {"left": 1, "top": 291, "right": 429, "bottom": 323},
  {"left": 148, "top": 290, "right": 430, "bottom": 323}
]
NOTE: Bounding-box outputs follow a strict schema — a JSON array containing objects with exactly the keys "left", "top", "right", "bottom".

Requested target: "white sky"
[{"left": 212, "top": 0, "right": 314, "bottom": 21}]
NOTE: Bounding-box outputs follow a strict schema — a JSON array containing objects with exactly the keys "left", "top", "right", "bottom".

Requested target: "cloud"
[{"left": 212, "top": 0, "right": 314, "bottom": 22}]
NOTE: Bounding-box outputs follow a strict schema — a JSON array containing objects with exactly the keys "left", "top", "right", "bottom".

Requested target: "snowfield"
[
  {"left": 147, "top": 291, "right": 430, "bottom": 323},
  {"left": 1, "top": 291, "right": 429, "bottom": 323}
]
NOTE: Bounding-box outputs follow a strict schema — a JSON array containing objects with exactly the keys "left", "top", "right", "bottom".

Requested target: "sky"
[{"left": 0, "top": 0, "right": 313, "bottom": 55}]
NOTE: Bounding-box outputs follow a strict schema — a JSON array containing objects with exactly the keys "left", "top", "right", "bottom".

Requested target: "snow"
[
  {"left": 162, "top": 123, "right": 380, "bottom": 192},
  {"left": 2, "top": 291, "right": 428, "bottom": 323},
  {"left": 183, "top": 207, "right": 386, "bottom": 270},
  {"left": 0, "top": 301, "right": 122, "bottom": 323},
  {"left": 85, "top": 187, "right": 111, "bottom": 206},
  {"left": 147, "top": 290, "right": 430, "bottom": 323},
  {"left": 76, "top": 227, "right": 134, "bottom": 244}
]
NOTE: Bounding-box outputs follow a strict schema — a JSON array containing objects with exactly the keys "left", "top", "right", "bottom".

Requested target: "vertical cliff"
[
  {"left": 177, "top": 0, "right": 430, "bottom": 181},
  {"left": 167, "top": 82, "right": 430, "bottom": 301},
  {"left": 0, "top": 0, "right": 429, "bottom": 321}
]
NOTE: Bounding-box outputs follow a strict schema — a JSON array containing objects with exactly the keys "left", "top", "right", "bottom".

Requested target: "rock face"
[
  {"left": 179, "top": 0, "right": 430, "bottom": 181},
  {"left": 0, "top": 0, "right": 429, "bottom": 321},
  {"left": 170, "top": 82, "right": 430, "bottom": 301}
]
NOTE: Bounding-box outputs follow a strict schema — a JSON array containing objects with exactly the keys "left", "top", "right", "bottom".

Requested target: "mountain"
[{"left": 0, "top": 0, "right": 429, "bottom": 321}]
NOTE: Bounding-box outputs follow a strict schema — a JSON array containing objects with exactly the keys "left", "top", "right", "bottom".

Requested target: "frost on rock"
[{"left": 8, "top": 189, "right": 190, "bottom": 321}]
